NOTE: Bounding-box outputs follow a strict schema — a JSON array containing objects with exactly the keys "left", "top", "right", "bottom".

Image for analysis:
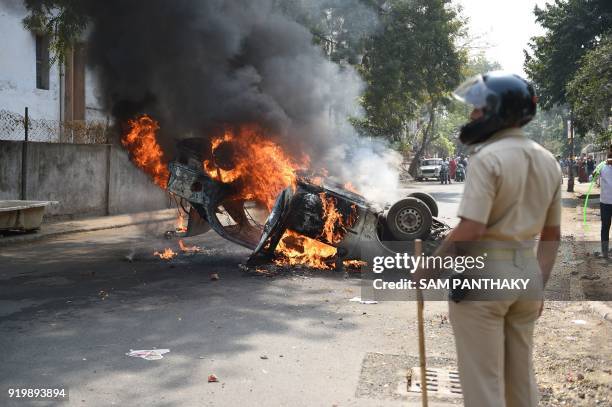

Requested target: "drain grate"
[{"left": 408, "top": 367, "right": 462, "bottom": 397}]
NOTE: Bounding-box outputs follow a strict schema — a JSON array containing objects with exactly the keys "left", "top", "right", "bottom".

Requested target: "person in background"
[
  {"left": 449, "top": 156, "right": 457, "bottom": 181},
  {"left": 596, "top": 151, "right": 612, "bottom": 259},
  {"left": 587, "top": 155, "right": 595, "bottom": 178},
  {"left": 557, "top": 156, "right": 565, "bottom": 183},
  {"left": 578, "top": 154, "right": 588, "bottom": 183}
]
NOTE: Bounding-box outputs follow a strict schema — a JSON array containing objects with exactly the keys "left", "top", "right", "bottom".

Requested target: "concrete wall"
[
  {"left": 109, "top": 148, "right": 172, "bottom": 215},
  {"left": 0, "top": 141, "right": 22, "bottom": 199},
  {"left": 0, "top": 140, "right": 171, "bottom": 217}
]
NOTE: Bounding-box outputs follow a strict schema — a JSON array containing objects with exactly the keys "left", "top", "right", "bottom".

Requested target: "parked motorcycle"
[{"left": 455, "top": 164, "right": 465, "bottom": 182}]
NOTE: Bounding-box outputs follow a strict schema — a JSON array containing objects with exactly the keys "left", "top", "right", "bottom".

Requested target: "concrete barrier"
[{"left": 0, "top": 140, "right": 171, "bottom": 218}]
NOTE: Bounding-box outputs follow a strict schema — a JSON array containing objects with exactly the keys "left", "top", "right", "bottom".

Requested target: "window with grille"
[{"left": 35, "top": 34, "right": 50, "bottom": 90}]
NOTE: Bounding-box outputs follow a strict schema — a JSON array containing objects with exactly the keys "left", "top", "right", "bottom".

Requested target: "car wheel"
[
  {"left": 386, "top": 197, "right": 432, "bottom": 241},
  {"left": 408, "top": 192, "right": 438, "bottom": 218}
]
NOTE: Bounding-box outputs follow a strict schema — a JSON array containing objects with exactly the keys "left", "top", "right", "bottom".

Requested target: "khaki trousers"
[{"left": 449, "top": 299, "right": 541, "bottom": 407}]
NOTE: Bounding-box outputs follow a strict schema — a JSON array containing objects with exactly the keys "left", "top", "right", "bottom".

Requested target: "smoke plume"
[{"left": 82, "top": 0, "right": 400, "bottom": 203}]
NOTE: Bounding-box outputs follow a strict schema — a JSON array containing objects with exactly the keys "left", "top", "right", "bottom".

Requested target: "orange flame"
[
  {"left": 343, "top": 182, "right": 359, "bottom": 193},
  {"left": 122, "top": 115, "right": 169, "bottom": 189},
  {"left": 318, "top": 193, "right": 357, "bottom": 245},
  {"left": 342, "top": 259, "right": 366, "bottom": 269},
  {"left": 274, "top": 194, "right": 358, "bottom": 269},
  {"left": 176, "top": 211, "right": 187, "bottom": 233},
  {"left": 203, "top": 125, "right": 308, "bottom": 210},
  {"left": 274, "top": 230, "right": 337, "bottom": 269},
  {"left": 178, "top": 239, "right": 200, "bottom": 253},
  {"left": 154, "top": 248, "right": 177, "bottom": 260}
]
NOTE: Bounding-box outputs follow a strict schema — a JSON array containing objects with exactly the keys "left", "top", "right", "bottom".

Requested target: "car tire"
[
  {"left": 408, "top": 192, "right": 438, "bottom": 218},
  {"left": 386, "top": 197, "right": 432, "bottom": 241}
]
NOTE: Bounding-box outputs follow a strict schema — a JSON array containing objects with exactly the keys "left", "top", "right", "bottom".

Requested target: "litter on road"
[
  {"left": 349, "top": 296, "right": 378, "bottom": 304},
  {"left": 126, "top": 349, "right": 170, "bottom": 360}
]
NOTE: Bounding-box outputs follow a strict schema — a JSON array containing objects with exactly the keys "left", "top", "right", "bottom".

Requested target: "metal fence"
[{"left": 0, "top": 108, "right": 112, "bottom": 144}]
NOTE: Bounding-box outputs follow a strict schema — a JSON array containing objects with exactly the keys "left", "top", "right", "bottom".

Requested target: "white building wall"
[
  {"left": 0, "top": 0, "right": 106, "bottom": 141},
  {"left": 0, "top": 0, "right": 61, "bottom": 140}
]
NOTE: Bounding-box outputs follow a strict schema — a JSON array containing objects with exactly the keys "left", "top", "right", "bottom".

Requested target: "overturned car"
[{"left": 166, "top": 139, "right": 450, "bottom": 269}]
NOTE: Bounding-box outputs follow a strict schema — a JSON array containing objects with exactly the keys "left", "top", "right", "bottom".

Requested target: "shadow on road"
[{"left": 0, "top": 227, "right": 361, "bottom": 405}]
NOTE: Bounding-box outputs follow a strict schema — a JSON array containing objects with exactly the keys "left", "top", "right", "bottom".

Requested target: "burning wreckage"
[
  {"left": 162, "top": 137, "right": 450, "bottom": 271},
  {"left": 121, "top": 115, "right": 449, "bottom": 269}
]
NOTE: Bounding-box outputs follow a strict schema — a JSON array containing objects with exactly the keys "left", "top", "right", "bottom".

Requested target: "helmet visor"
[{"left": 453, "top": 74, "right": 497, "bottom": 110}]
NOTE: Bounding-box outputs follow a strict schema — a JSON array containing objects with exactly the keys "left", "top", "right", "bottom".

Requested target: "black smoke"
[{"left": 32, "top": 0, "right": 401, "bottom": 201}]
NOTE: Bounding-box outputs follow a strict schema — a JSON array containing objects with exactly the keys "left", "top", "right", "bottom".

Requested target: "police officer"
[{"left": 442, "top": 72, "right": 562, "bottom": 406}]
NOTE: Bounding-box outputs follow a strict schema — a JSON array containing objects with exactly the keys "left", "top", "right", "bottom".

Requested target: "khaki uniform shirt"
[{"left": 458, "top": 127, "right": 562, "bottom": 241}]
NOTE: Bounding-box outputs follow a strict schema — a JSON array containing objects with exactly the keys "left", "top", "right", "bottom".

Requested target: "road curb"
[
  {"left": 588, "top": 301, "right": 612, "bottom": 323},
  {"left": 0, "top": 215, "right": 176, "bottom": 246}
]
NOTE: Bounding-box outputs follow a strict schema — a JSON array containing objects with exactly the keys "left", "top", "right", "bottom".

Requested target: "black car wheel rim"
[{"left": 395, "top": 207, "right": 422, "bottom": 234}]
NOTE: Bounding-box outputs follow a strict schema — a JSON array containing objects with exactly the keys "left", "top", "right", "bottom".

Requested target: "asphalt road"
[{"left": 0, "top": 182, "right": 465, "bottom": 407}]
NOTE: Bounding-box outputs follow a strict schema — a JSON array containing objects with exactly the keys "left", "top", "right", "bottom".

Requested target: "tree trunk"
[{"left": 408, "top": 104, "right": 436, "bottom": 177}]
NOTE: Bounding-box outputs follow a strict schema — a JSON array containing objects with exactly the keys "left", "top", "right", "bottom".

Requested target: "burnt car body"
[{"left": 166, "top": 140, "right": 449, "bottom": 267}]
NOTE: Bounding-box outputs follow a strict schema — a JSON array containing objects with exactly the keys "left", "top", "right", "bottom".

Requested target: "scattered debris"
[
  {"left": 164, "top": 230, "right": 178, "bottom": 239},
  {"left": 126, "top": 349, "right": 170, "bottom": 361},
  {"left": 208, "top": 374, "right": 219, "bottom": 383},
  {"left": 125, "top": 249, "right": 136, "bottom": 262},
  {"left": 98, "top": 290, "right": 109, "bottom": 300},
  {"left": 349, "top": 296, "right": 378, "bottom": 304}
]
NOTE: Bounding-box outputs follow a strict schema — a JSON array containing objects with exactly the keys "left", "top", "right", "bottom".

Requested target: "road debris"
[
  {"left": 126, "top": 349, "right": 170, "bottom": 361},
  {"left": 210, "top": 273, "right": 220, "bottom": 281},
  {"left": 208, "top": 374, "right": 219, "bottom": 383},
  {"left": 349, "top": 296, "right": 378, "bottom": 304}
]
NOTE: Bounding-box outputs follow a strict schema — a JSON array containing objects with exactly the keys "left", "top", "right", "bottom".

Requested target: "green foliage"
[
  {"left": 22, "top": 0, "right": 89, "bottom": 62},
  {"left": 274, "top": 0, "right": 382, "bottom": 64},
  {"left": 463, "top": 52, "right": 501, "bottom": 77},
  {"left": 566, "top": 36, "right": 612, "bottom": 147},
  {"left": 358, "top": 0, "right": 466, "bottom": 139},
  {"left": 431, "top": 133, "right": 455, "bottom": 157},
  {"left": 523, "top": 105, "right": 567, "bottom": 155},
  {"left": 524, "top": 0, "right": 612, "bottom": 109}
]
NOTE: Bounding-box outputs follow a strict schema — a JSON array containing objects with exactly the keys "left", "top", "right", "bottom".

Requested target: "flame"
[
  {"left": 342, "top": 259, "right": 367, "bottom": 269},
  {"left": 154, "top": 248, "right": 177, "bottom": 260},
  {"left": 274, "top": 230, "right": 337, "bottom": 269},
  {"left": 176, "top": 211, "right": 187, "bottom": 233},
  {"left": 343, "top": 182, "right": 359, "bottom": 193},
  {"left": 318, "top": 193, "right": 357, "bottom": 245},
  {"left": 122, "top": 115, "right": 169, "bottom": 189},
  {"left": 203, "top": 125, "right": 308, "bottom": 210},
  {"left": 178, "top": 239, "right": 200, "bottom": 253},
  {"left": 273, "top": 194, "right": 358, "bottom": 269}
]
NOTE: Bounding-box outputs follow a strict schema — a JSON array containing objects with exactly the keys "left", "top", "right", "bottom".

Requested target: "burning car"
[{"left": 165, "top": 136, "right": 450, "bottom": 270}]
